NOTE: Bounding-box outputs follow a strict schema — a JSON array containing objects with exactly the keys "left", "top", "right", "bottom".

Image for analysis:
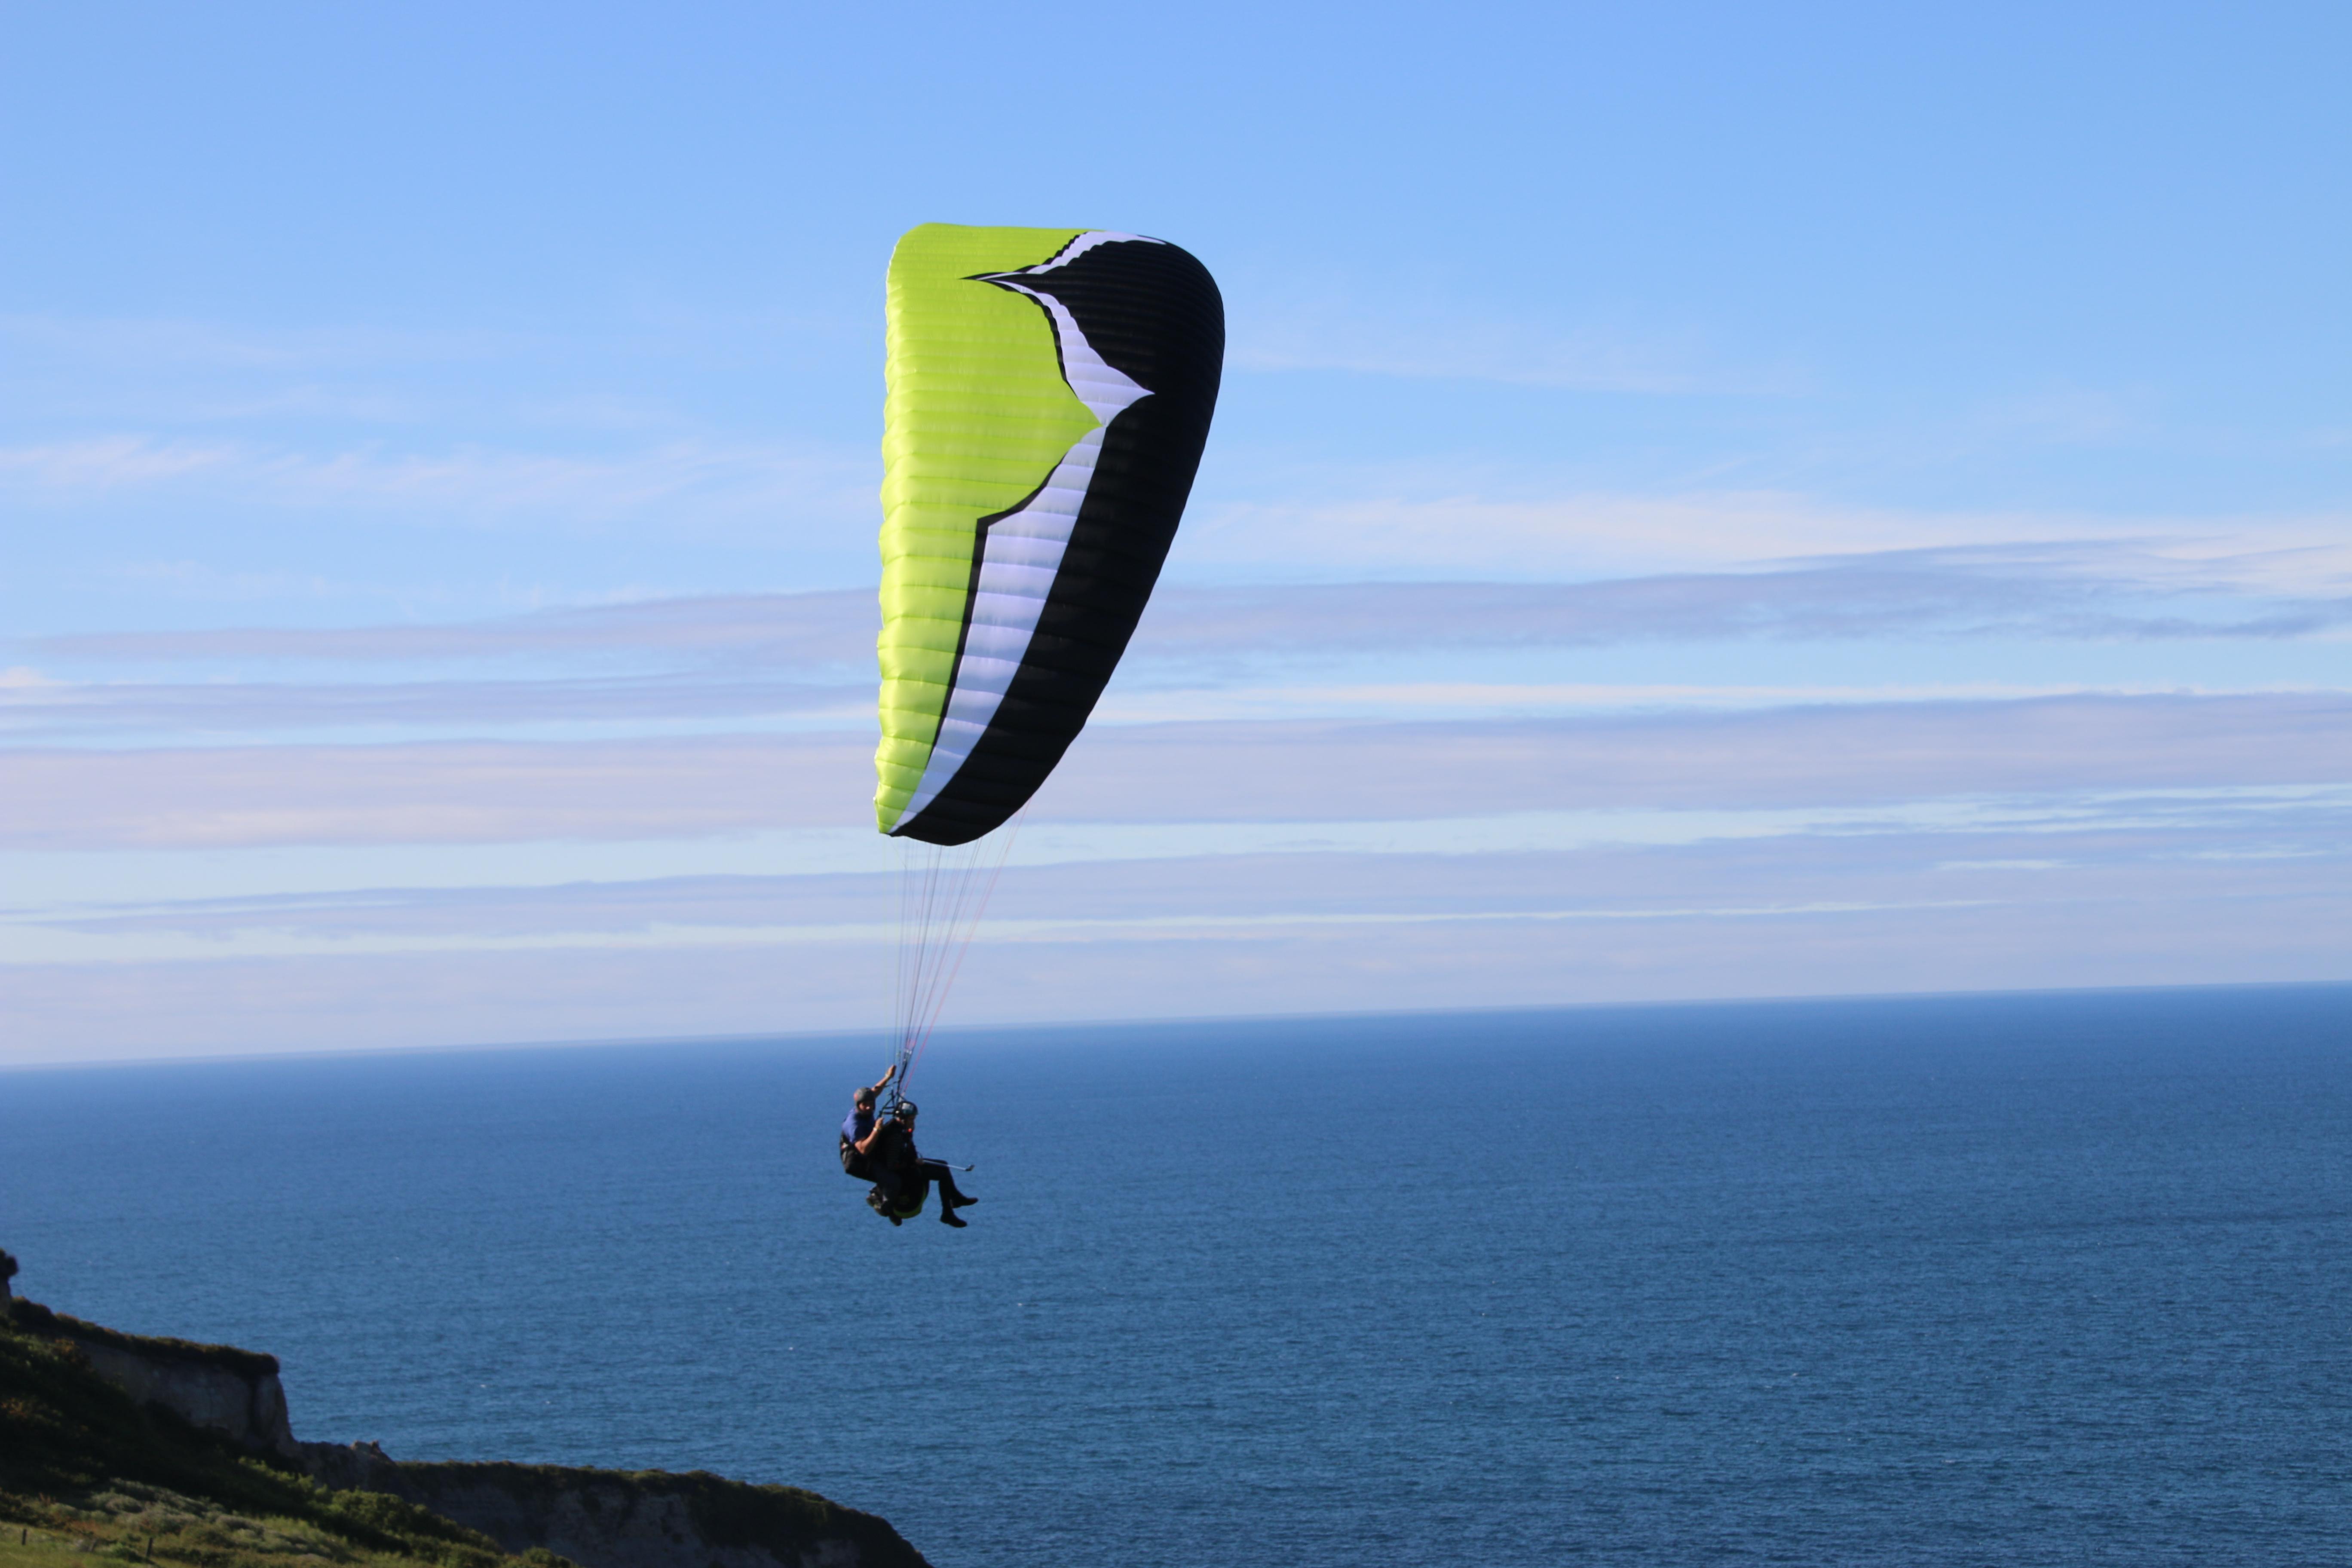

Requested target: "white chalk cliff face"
[
  {"left": 66, "top": 1338, "right": 298, "bottom": 1458},
  {"left": 3, "top": 1279, "right": 300, "bottom": 1458}
]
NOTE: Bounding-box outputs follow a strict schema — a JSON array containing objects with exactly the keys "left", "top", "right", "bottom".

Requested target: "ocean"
[{"left": 5, "top": 986, "right": 2349, "bottom": 1566}]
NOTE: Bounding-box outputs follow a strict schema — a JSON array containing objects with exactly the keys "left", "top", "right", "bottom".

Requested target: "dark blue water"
[{"left": 6, "top": 986, "right": 2349, "bottom": 1566}]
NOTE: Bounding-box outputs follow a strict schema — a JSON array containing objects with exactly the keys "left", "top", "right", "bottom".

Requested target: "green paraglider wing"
[{"left": 875, "top": 224, "right": 1224, "bottom": 845}]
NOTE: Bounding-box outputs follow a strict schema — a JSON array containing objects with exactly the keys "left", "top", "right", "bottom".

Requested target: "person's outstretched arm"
[{"left": 867, "top": 1064, "right": 896, "bottom": 1098}]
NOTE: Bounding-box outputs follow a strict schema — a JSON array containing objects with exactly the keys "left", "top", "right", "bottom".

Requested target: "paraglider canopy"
[
  {"left": 875, "top": 224, "right": 1224, "bottom": 847},
  {"left": 866, "top": 221, "right": 1223, "bottom": 1113}
]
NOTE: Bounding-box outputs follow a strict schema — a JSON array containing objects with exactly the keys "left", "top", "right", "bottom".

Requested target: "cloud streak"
[
  {"left": 7, "top": 816, "right": 2350, "bottom": 1061},
  {"left": 1228, "top": 300, "right": 1797, "bottom": 395},
  {"left": 0, "top": 435, "right": 874, "bottom": 531},
  {"left": 1139, "top": 557, "right": 2352, "bottom": 653},
  {"left": 1178, "top": 490, "right": 2352, "bottom": 590},
  {"left": 0, "top": 671, "right": 864, "bottom": 741},
  {"left": 9, "top": 694, "right": 2352, "bottom": 851},
  {"left": 27, "top": 547, "right": 2352, "bottom": 677},
  {"left": 28, "top": 592, "right": 877, "bottom": 666},
  {"left": 15, "top": 780, "right": 2351, "bottom": 931}
]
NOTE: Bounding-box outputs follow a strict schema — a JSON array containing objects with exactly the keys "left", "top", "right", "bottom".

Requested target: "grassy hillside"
[{"left": 0, "top": 1305, "right": 565, "bottom": 1568}]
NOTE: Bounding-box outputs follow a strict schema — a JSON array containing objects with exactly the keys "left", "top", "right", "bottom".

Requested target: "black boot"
[{"left": 940, "top": 1208, "right": 968, "bottom": 1228}]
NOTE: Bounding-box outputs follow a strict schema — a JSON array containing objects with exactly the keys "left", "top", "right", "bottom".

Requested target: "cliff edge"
[
  {"left": 300, "top": 1450, "right": 915, "bottom": 1568},
  {"left": 0, "top": 1253, "right": 927, "bottom": 1568},
  {"left": 2, "top": 1296, "right": 298, "bottom": 1459}
]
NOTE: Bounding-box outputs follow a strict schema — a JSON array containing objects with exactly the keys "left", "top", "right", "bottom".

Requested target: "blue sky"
[{"left": 3, "top": 2, "right": 2347, "bottom": 1061}]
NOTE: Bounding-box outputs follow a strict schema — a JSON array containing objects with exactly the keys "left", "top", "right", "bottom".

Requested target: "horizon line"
[{"left": 8, "top": 975, "right": 2347, "bottom": 1074}]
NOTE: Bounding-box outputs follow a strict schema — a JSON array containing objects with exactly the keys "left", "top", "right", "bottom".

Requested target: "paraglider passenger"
[
  {"left": 848, "top": 1097, "right": 977, "bottom": 1227},
  {"left": 883, "top": 1102, "right": 977, "bottom": 1227},
  {"left": 840, "top": 1071, "right": 976, "bottom": 1225}
]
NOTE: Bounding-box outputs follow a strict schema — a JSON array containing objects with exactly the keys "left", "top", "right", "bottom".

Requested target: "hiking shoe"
[
  {"left": 949, "top": 1194, "right": 979, "bottom": 1208},
  {"left": 940, "top": 1210, "right": 969, "bottom": 1228}
]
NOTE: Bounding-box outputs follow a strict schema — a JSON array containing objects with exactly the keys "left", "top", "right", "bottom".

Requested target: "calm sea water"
[{"left": 5, "top": 987, "right": 2349, "bottom": 1566}]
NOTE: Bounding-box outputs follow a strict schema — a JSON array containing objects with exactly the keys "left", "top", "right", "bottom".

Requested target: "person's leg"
[
  {"left": 913, "top": 1161, "right": 968, "bottom": 1225},
  {"left": 919, "top": 1158, "right": 976, "bottom": 1206}
]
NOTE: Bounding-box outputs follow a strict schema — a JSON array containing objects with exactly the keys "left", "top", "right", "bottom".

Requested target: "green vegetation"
[
  {"left": 0, "top": 1306, "right": 566, "bottom": 1568},
  {"left": 3, "top": 1302, "right": 279, "bottom": 1384},
  {"left": 379, "top": 1464, "right": 860, "bottom": 1554},
  {"left": 0, "top": 1286, "right": 924, "bottom": 1568}
]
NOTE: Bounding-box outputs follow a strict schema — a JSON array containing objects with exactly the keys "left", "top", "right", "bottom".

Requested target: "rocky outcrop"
[
  {"left": 2, "top": 1272, "right": 927, "bottom": 1568},
  {"left": 3, "top": 1298, "right": 297, "bottom": 1458},
  {"left": 301, "top": 1445, "right": 925, "bottom": 1568}
]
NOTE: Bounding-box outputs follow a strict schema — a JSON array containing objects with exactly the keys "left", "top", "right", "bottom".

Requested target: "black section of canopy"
[{"left": 891, "top": 238, "right": 1224, "bottom": 846}]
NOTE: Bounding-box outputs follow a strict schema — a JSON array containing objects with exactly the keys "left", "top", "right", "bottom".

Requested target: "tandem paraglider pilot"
[{"left": 841, "top": 1068, "right": 978, "bottom": 1228}]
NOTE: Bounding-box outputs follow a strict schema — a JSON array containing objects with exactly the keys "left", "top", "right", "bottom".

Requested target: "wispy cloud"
[
  {"left": 23, "top": 791, "right": 2352, "bottom": 967},
  {"left": 0, "top": 734, "right": 870, "bottom": 851},
  {"left": 0, "top": 437, "right": 242, "bottom": 490},
  {"left": 9, "top": 695, "right": 2352, "bottom": 852},
  {"left": 1228, "top": 298, "right": 1798, "bottom": 395},
  {"left": 1978, "top": 385, "right": 2149, "bottom": 444},
  {"left": 10, "top": 548, "right": 2349, "bottom": 751},
  {"left": 8, "top": 798, "right": 2351, "bottom": 1062},
  {"left": 0, "top": 311, "right": 873, "bottom": 443},
  {"left": 0, "top": 672, "right": 864, "bottom": 743},
  {"left": 29, "top": 547, "right": 2352, "bottom": 678},
  {"left": 1094, "top": 680, "right": 2114, "bottom": 724},
  {"left": 15, "top": 785, "right": 2350, "bottom": 928},
  {"left": 1140, "top": 555, "right": 2352, "bottom": 653},
  {"left": 2, "top": 308, "right": 861, "bottom": 375},
  {"left": 1023, "top": 697, "right": 2352, "bottom": 824},
  {"left": 1176, "top": 487, "right": 2352, "bottom": 590},
  {"left": 0, "top": 313, "right": 530, "bottom": 374},
  {"left": 0, "top": 434, "right": 874, "bottom": 532},
  {"left": 31, "top": 591, "right": 876, "bottom": 666}
]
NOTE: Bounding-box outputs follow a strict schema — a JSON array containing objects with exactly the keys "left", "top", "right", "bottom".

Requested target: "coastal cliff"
[
  {"left": 300, "top": 1450, "right": 910, "bottom": 1568},
  {"left": 2, "top": 1297, "right": 298, "bottom": 1459},
  {"left": 0, "top": 1253, "right": 927, "bottom": 1568}
]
